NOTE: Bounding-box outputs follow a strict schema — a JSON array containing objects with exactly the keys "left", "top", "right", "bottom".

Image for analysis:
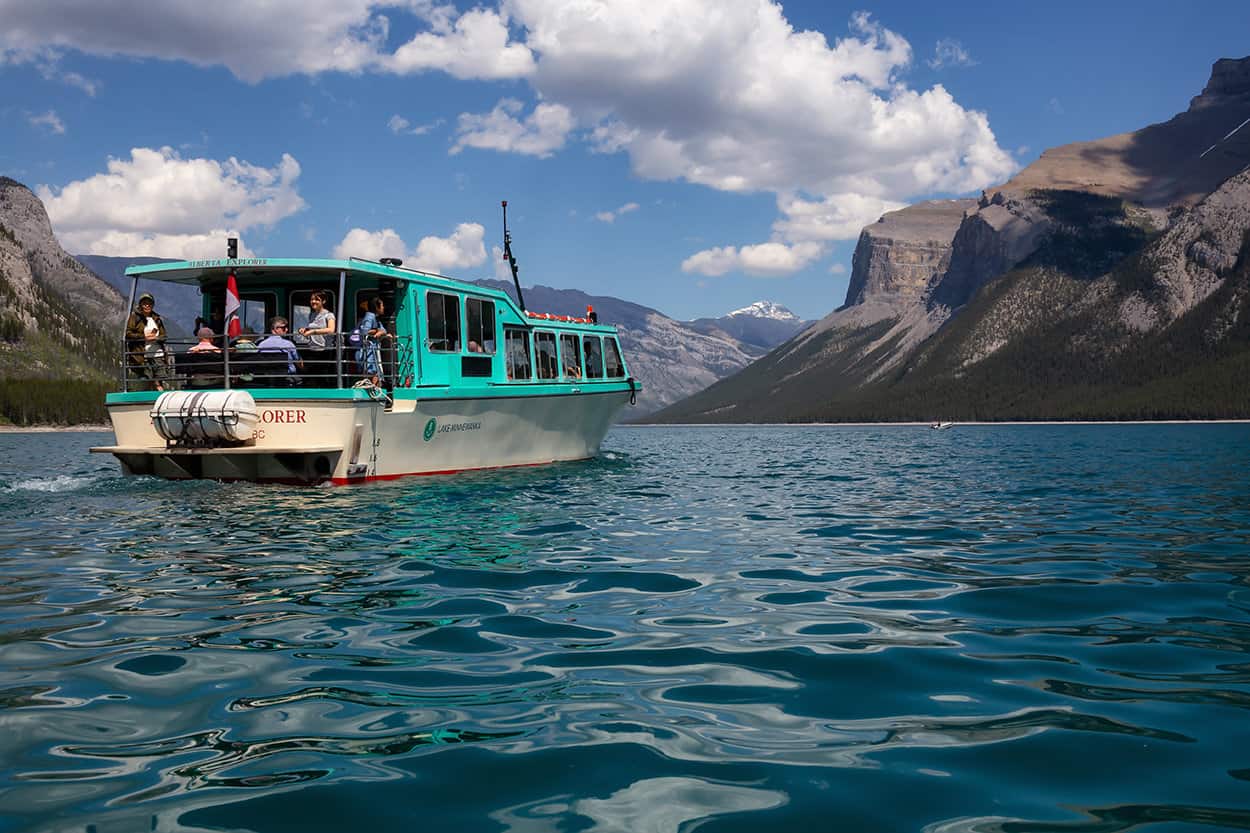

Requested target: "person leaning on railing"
[{"left": 296, "top": 290, "right": 336, "bottom": 386}]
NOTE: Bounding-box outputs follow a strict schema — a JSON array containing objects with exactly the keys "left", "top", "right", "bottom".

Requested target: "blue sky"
[{"left": 2, "top": 0, "right": 1247, "bottom": 321}]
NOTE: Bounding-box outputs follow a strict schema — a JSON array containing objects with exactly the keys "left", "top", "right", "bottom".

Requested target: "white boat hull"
[{"left": 93, "top": 388, "right": 632, "bottom": 483}]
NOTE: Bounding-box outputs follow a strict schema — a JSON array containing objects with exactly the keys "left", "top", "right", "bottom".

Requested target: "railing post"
[{"left": 335, "top": 270, "right": 346, "bottom": 388}]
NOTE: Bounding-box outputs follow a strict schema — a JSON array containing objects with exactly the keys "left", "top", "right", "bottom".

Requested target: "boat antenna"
[{"left": 502, "top": 200, "right": 527, "bottom": 313}]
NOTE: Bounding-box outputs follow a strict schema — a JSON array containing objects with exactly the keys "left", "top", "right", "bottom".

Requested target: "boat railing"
[{"left": 119, "top": 333, "right": 414, "bottom": 393}]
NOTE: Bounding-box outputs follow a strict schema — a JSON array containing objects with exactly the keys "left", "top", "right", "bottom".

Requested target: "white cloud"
[
  {"left": 28, "top": 110, "right": 65, "bottom": 134},
  {"left": 0, "top": 1, "right": 532, "bottom": 83},
  {"left": 928, "top": 38, "right": 974, "bottom": 70},
  {"left": 388, "top": 113, "right": 442, "bottom": 135},
  {"left": 682, "top": 241, "right": 824, "bottom": 278},
  {"left": 4, "top": 1, "right": 1018, "bottom": 280},
  {"left": 451, "top": 98, "right": 573, "bottom": 158},
  {"left": 36, "top": 147, "right": 306, "bottom": 256},
  {"left": 386, "top": 6, "right": 535, "bottom": 80},
  {"left": 829, "top": 262, "right": 846, "bottom": 275},
  {"left": 332, "top": 223, "right": 487, "bottom": 273},
  {"left": 594, "top": 202, "right": 639, "bottom": 223}
]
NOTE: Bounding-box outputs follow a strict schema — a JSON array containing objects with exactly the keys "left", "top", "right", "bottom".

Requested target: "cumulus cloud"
[
  {"left": 332, "top": 223, "right": 487, "bottom": 274},
  {"left": 682, "top": 241, "right": 824, "bottom": 278},
  {"left": 0, "top": 0, "right": 531, "bottom": 83},
  {"left": 36, "top": 147, "right": 306, "bottom": 256},
  {"left": 6, "top": 1, "right": 1017, "bottom": 278},
  {"left": 595, "top": 202, "right": 639, "bottom": 223},
  {"left": 451, "top": 98, "right": 574, "bottom": 157},
  {"left": 928, "top": 38, "right": 975, "bottom": 70},
  {"left": 388, "top": 114, "right": 442, "bottom": 135},
  {"left": 28, "top": 110, "right": 65, "bottom": 134}
]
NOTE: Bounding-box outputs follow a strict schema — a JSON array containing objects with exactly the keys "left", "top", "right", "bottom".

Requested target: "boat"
[
  {"left": 91, "top": 211, "right": 640, "bottom": 484},
  {"left": 930, "top": 421, "right": 954, "bottom": 430}
]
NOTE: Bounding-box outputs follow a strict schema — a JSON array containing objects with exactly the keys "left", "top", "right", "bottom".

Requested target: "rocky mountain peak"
[
  {"left": 0, "top": 177, "right": 124, "bottom": 327},
  {"left": 726, "top": 301, "right": 798, "bottom": 321},
  {"left": 1191, "top": 56, "right": 1250, "bottom": 109}
]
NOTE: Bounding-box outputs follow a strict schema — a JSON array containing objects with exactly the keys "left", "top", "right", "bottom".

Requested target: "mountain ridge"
[{"left": 652, "top": 55, "right": 1250, "bottom": 423}]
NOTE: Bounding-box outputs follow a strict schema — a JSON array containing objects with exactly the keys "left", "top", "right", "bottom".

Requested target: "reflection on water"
[{"left": 1, "top": 425, "right": 1249, "bottom": 832}]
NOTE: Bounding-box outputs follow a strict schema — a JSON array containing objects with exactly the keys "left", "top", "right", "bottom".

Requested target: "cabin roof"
[{"left": 124, "top": 257, "right": 615, "bottom": 331}]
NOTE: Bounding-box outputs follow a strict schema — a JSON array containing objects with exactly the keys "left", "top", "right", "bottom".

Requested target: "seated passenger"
[
  {"left": 256, "top": 316, "right": 304, "bottom": 383},
  {"left": 565, "top": 361, "right": 581, "bottom": 380},
  {"left": 467, "top": 340, "right": 484, "bottom": 353},
  {"left": 188, "top": 327, "right": 221, "bottom": 353}
]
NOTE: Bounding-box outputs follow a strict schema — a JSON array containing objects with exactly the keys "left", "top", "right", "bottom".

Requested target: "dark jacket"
[{"left": 125, "top": 307, "right": 166, "bottom": 366}]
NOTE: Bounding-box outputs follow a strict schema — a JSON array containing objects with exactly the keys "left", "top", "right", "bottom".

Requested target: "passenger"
[
  {"left": 232, "top": 327, "right": 259, "bottom": 352},
  {"left": 564, "top": 360, "right": 581, "bottom": 380},
  {"left": 467, "top": 340, "right": 484, "bottom": 353},
  {"left": 187, "top": 326, "right": 221, "bottom": 353},
  {"left": 194, "top": 302, "right": 225, "bottom": 337},
  {"left": 296, "top": 291, "right": 336, "bottom": 385},
  {"left": 125, "top": 292, "right": 167, "bottom": 391},
  {"left": 257, "top": 316, "right": 304, "bottom": 384},
  {"left": 355, "top": 296, "right": 389, "bottom": 379},
  {"left": 231, "top": 327, "right": 258, "bottom": 385}
]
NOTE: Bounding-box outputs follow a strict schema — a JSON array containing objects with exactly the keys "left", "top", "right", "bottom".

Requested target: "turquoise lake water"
[{"left": 1, "top": 424, "right": 1249, "bottom": 832}]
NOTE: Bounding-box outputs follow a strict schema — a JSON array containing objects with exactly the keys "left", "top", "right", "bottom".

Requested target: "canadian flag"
[{"left": 225, "top": 271, "right": 242, "bottom": 336}]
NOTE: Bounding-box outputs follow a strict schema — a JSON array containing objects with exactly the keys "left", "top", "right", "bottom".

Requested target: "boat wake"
[{"left": 4, "top": 473, "right": 108, "bottom": 493}]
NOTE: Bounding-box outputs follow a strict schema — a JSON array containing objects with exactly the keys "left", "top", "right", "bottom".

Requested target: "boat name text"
[
  {"left": 259, "top": 409, "right": 307, "bottom": 424},
  {"left": 185, "top": 258, "right": 270, "bottom": 268},
  {"left": 438, "top": 421, "right": 481, "bottom": 434}
]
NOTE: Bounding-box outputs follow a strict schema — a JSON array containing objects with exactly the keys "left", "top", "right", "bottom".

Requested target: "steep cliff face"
[
  {"left": 930, "top": 192, "right": 1053, "bottom": 310},
  {"left": 0, "top": 178, "right": 124, "bottom": 328},
  {"left": 0, "top": 183, "right": 118, "bottom": 380},
  {"left": 844, "top": 199, "right": 975, "bottom": 307},
  {"left": 1118, "top": 165, "right": 1250, "bottom": 331}
]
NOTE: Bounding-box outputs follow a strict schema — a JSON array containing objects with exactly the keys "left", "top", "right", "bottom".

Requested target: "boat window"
[
  {"left": 604, "top": 337, "right": 626, "bottom": 378},
  {"left": 583, "top": 335, "right": 604, "bottom": 379},
  {"left": 535, "top": 331, "right": 558, "bottom": 379},
  {"left": 559, "top": 333, "right": 582, "bottom": 380},
  {"left": 239, "top": 294, "right": 274, "bottom": 334},
  {"left": 426, "top": 291, "right": 460, "bottom": 352},
  {"left": 290, "top": 289, "right": 337, "bottom": 333},
  {"left": 505, "top": 328, "right": 532, "bottom": 381},
  {"left": 465, "top": 298, "right": 496, "bottom": 355}
]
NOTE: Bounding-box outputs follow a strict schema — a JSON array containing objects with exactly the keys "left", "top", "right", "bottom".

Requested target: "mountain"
[
  {"left": 0, "top": 178, "right": 123, "bottom": 423},
  {"left": 76, "top": 255, "right": 195, "bottom": 339},
  {"left": 686, "top": 300, "right": 811, "bottom": 353},
  {"left": 654, "top": 56, "right": 1250, "bottom": 423},
  {"left": 471, "top": 278, "right": 760, "bottom": 414}
]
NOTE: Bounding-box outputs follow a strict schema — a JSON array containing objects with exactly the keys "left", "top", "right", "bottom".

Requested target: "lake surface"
[{"left": 2, "top": 424, "right": 1249, "bottom": 833}]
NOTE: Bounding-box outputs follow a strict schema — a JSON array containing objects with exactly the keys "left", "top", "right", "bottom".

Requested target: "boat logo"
[{"left": 423, "top": 418, "right": 437, "bottom": 441}]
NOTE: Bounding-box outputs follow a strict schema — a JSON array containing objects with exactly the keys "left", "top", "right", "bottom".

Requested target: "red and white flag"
[{"left": 225, "top": 271, "right": 242, "bottom": 336}]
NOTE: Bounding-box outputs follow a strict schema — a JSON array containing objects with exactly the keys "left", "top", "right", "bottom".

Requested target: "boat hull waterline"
[{"left": 92, "top": 387, "right": 632, "bottom": 483}]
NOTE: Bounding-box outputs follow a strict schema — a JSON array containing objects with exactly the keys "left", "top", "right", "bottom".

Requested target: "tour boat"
[{"left": 91, "top": 223, "right": 639, "bottom": 483}]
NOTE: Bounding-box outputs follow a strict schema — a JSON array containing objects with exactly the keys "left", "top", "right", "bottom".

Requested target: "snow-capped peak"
[{"left": 726, "top": 301, "right": 799, "bottom": 321}]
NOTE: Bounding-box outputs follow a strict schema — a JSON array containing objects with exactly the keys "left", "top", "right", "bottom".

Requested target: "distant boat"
[{"left": 930, "top": 421, "right": 954, "bottom": 430}]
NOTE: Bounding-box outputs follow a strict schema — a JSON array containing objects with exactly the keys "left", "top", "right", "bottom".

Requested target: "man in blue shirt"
[{"left": 256, "top": 316, "right": 304, "bottom": 383}]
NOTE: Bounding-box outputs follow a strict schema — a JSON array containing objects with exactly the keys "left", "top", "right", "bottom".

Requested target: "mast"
[{"left": 501, "top": 200, "right": 527, "bottom": 313}]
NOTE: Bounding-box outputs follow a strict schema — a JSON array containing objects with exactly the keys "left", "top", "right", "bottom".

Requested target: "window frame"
[
  {"left": 504, "top": 327, "right": 532, "bottom": 381},
  {"left": 425, "top": 290, "right": 461, "bottom": 353},
  {"left": 603, "top": 336, "right": 626, "bottom": 378},
  {"left": 582, "top": 335, "right": 605, "bottom": 379},
  {"left": 534, "top": 331, "right": 559, "bottom": 380},
  {"left": 559, "top": 333, "right": 582, "bottom": 380},
  {"left": 465, "top": 297, "right": 497, "bottom": 355}
]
